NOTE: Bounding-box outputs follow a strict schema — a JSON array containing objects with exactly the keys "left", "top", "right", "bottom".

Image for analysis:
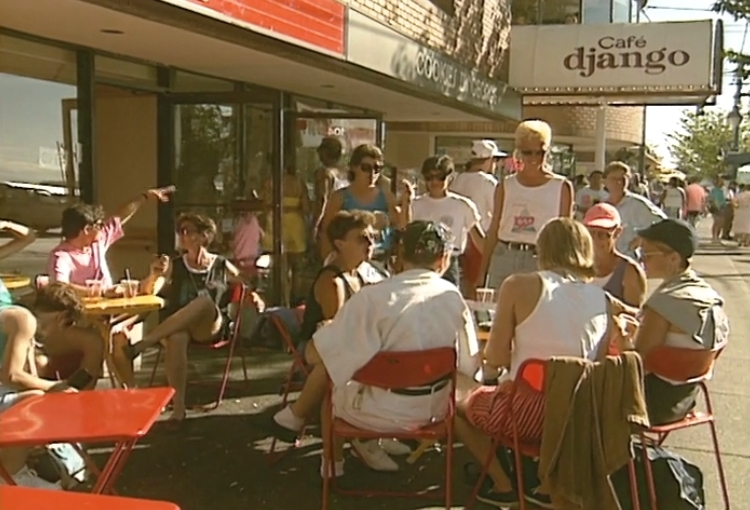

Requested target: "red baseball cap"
[{"left": 583, "top": 203, "right": 621, "bottom": 229}]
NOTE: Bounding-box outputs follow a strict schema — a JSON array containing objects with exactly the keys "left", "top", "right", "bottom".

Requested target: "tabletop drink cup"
[
  {"left": 476, "top": 288, "right": 496, "bottom": 304},
  {"left": 121, "top": 280, "right": 140, "bottom": 299},
  {"left": 85, "top": 280, "right": 103, "bottom": 299}
]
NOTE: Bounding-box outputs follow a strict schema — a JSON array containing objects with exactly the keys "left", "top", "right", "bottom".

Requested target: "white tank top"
[
  {"left": 663, "top": 187, "right": 683, "bottom": 208},
  {"left": 498, "top": 174, "right": 565, "bottom": 244},
  {"left": 510, "top": 271, "right": 609, "bottom": 379}
]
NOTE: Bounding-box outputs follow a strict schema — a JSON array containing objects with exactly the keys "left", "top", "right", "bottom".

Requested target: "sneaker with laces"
[
  {"left": 0, "top": 466, "right": 61, "bottom": 490},
  {"left": 319, "top": 458, "right": 345, "bottom": 478},
  {"left": 351, "top": 439, "right": 399, "bottom": 472},
  {"left": 378, "top": 438, "right": 412, "bottom": 456}
]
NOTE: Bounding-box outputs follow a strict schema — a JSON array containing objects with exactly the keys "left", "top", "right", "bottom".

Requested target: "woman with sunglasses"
[
  {"left": 412, "top": 155, "right": 484, "bottom": 287},
  {"left": 318, "top": 144, "right": 412, "bottom": 261},
  {"left": 583, "top": 203, "right": 646, "bottom": 308},
  {"left": 478, "top": 120, "right": 574, "bottom": 290}
]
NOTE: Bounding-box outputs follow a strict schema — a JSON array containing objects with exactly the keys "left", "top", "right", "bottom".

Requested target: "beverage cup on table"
[
  {"left": 85, "top": 279, "right": 103, "bottom": 299},
  {"left": 476, "top": 288, "right": 496, "bottom": 304},
  {"left": 120, "top": 279, "right": 140, "bottom": 299}
]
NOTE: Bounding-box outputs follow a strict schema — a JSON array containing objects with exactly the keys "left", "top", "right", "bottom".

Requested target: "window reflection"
[
  {"left": 612, "top": 0, "right": 631, "bottom": 23},
  {"left": 0, "top": 36, "right": 79, "bottom": 233},
  {"left": 582, "top": 0, "right": 612, "bottom": 23}
]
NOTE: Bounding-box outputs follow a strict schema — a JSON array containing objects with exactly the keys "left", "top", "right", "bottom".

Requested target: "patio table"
[
  {"left": 84, "top": 295, "right": 164, "bottom": 388},
  {"left": 0, "top": 273, "right": 30, "bottom": 290},
  {"left": 0, "top": 387, "right": 174, "bottom": 494},
  {"left": 0, "top": 485, "right": 180, "bottom": 509}
]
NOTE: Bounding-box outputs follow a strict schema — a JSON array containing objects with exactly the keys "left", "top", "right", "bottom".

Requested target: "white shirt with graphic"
[
  {"left": 497, "top": 174, "right": 566, "bottom": 245},
  {"left": 412, "top": 192, "right": 481, "bottom": 254}
]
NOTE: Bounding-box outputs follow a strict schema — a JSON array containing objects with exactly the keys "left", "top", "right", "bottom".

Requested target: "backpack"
[{"left": 30, "top": 442, "right": 88, "bottom": 489}]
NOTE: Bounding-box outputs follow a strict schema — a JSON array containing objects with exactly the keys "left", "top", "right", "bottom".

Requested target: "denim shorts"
[{"left": 0, "top": 384, "right": 20, "bottom": 413}]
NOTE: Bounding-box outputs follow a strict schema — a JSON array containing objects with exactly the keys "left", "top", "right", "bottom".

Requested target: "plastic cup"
[
  {"left": 85, "top": 279, "right": 103, "bottom": 298},
  {"left": 476, "top": 288, "right": 496, "bottom": 304},
  {"left": 120, "top": 279, "right": 140, "bottom": 299}
]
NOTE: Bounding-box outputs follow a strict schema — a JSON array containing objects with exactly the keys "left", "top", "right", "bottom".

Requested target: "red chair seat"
[{"left": 333, "top": 418, "right": 447, "bottom": 441}]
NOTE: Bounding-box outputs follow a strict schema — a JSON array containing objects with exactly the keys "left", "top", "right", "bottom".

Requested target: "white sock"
[
  {"left": 319, "top": 458, "right": 345, "bottom": 478},
  {"left": 273, "top": 405, "right": 304, "bottom": 431}
]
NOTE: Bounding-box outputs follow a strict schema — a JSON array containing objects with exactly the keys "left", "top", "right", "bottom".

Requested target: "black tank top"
[
  {"left": 300, "top": 264, "right": 364, "bottom": 341},
  {"left": 166, "top": 255, "right": 230, "bottom": 316}
]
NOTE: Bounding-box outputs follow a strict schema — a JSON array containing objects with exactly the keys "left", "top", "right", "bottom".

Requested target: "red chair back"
[
  {"left": 351, "top": 348, "right": 456, "bottom": 390},
  {"left": 644, "top": 345, "right": 722, "bottom": 383},
  {"left": 516, "top": 359, "right": 546, "bottom": 393}
]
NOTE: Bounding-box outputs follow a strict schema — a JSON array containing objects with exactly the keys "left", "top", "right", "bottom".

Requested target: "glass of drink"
[
  {"left": 476, "top": 288, "right": 496, "bottom": 304},
  {"left": 120, "top": 280, "right": 140, "bottom": 299},
  {"left": 85, "top": 279, "right": 103, "bottom": 299}
]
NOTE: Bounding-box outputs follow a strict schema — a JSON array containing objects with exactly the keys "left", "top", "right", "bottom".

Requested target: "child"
[{"left": 231, "top": 199, "right": 264, "bottom": 276}]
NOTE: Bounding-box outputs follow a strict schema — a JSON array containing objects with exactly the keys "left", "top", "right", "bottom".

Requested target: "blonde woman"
[
  {"left": 477, "top": 120, "right": 573, "bottom": 289},
  {"left": 457, "top": 218, "right": 611, "bottom": 509}
]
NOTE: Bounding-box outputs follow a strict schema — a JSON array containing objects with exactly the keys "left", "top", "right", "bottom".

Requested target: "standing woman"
[
  {"left": 733, "top": 183, "right": 750, "bottom": 246},
  {"left": 318, "top": 144, "right": 412, "bottom": 261},
  {"left": 477, "top": 120, "right": 573, "bottom": 289},
  {"left": 662, "top": 177, "right": 686, "bottom": 219}
]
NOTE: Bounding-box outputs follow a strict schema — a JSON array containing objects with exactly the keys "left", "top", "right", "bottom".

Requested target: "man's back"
[{"left": 450, "top": 171, "right": 497, "bottom": 231}]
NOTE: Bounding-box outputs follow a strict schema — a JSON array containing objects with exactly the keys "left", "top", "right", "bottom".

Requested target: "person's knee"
[
  {"left": 304, "top": 341, "right": 322, "bottom": 365},
  {"left": 193, "top": 294, "right": 216, "bottom": 311}
]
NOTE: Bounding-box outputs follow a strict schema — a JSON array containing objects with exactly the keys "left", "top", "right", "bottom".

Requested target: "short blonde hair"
[
  {"left": 536, "top": 218, "right": 596, "bottom": 280},
  {"left": 603, "top": 161, "right": 632, "bottom": 178},
  {"left": 515, "top": 120, "right": 552, "bottom": 150}
]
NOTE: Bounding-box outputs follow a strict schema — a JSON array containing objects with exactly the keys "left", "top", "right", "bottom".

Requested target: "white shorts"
[{"left": 0, "top": 384, "right": 21, "bottom": 413}]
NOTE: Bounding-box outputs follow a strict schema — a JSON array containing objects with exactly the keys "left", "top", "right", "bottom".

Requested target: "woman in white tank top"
[{"left": 455, "top": 218, "right": 613, "bottom": 508}]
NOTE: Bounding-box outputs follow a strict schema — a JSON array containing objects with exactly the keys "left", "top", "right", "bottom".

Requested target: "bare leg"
[
  {"left": 133, "top": 296, "right": 217, "bottom": 354},
  {"left": 0, "top": 391, "right": 44, "bottom": 477},
  {"left": 454, "top": 410, "right": 514, "bottom": 492},
  {"left": 164, "top": 331, "right": 191, "bottom": 420},
  {"left": 289, "top": 342, "right": 328, "bottom": 420}
]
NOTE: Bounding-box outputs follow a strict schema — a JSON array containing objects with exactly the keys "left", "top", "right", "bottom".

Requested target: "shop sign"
[
  {"left": 509, "top": 20, "right": 721, "bottom": 97},
  {"left": 346, "top": 10, "right": 516, "bottom": 117},
  {"left": 159, "top": 0, "right": 345, "bottom": 56}
]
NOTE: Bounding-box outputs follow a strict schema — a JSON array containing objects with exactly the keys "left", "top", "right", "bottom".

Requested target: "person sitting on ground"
[
  {"left": 274, "top": 210, "right": 411, "bottom": 471},
  {"left": 0, "top": 219, "right": 37, "bottom": 306},
  {"left": 583, "top": 203, "right": 646, "bottom": 308},
  {"left": 633, "top": 219, "right": 729, "bottom": 426},
  {"left": 115, "top": 213, "right": 250, "bottom": 430},
  {"left": 305, "top": 220, "right": 480, "bottom": 479},
  {"left": 0, "top": 282, "right": 86, "bottom": 489},
  {"left": 47, "top": 187, "right": 174, "bottom": 294},
  {"left": 456, "top": 218, "right": 618, "bottom": 509}
]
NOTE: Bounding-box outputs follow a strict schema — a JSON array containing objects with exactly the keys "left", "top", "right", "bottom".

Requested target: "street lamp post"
[{"left": 728, "top": 107, "right": 742, "bottom": 151}]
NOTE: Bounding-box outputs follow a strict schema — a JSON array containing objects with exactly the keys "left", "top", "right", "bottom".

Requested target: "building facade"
[
  {"left": 0, "top": 0, "right": 520, "bottom": 303},
  {"left": 385, "top": 0, "right": 646, "bottom": 176}
]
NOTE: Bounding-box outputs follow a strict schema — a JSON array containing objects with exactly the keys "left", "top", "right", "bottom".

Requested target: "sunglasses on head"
[
  {"left": 360, "top": 162, "right": 384, "bottom": 174},
  {"left": 519, "top": 149, "right": 546, "bottom": 157}
]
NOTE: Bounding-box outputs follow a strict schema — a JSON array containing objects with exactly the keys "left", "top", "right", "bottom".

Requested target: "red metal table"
[
  {"left": 0, "top": 387, "right": 174, "bottom": 494},
  {"left": 0, "top": 485, "right": 180, "bottom": 509}
]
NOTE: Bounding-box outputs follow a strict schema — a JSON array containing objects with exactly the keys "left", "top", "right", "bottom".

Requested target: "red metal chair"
[
  {"left": 266, "top": 305, "right": 308, "bottom": 464},
  {"left": 466, "top": 358, "right": 642, "bottom": 510},
  {"left": 321, "top": 347, "right": 457, "bottom": 510},
  {"left": 147, "top": 284, "right": 250, "bottom": 411},
  {"left": 640, "top": 346, "right": 729, "bottom": 510}
]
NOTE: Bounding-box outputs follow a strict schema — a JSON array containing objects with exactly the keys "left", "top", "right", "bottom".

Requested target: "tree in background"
[
  {"left": 713, "top": 1, "right": 750, "bottom": 72},
  {"left": 667, "top": 109, "right": 750, "bottom": 178}
]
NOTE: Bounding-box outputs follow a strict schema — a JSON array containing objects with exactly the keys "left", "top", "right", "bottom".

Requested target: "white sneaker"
[
  {"left": 319, "top": 458, "right": 345, "bottom": 478},
  {"left": 1, "top": 465, "right": 61, "bottom": 490},
  {"left": 351, "top": 439, "right": 399, "bottom": 472},
  {"left": 379, "top": 438, "right": 412, "bottom": 456}
]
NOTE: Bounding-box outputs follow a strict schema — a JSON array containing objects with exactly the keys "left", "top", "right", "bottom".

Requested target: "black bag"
[{"left": 612, "top": 443, "right": 706, "bottom": 510}]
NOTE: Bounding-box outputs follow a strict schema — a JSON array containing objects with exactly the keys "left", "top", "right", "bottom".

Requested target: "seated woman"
[
  {"left": 116, "top": 213, "right": 244, "bottom": 430},
  {"left": 456, "top": 218, "right": 612, "bottom": 509},
  {"left": 1, "top": 283, "right": 85, "bottom": 489},
  {"left": 634, "top": 218, "right": 729, "bottom": 426},
  {"left": 583, "top": 203, "right": 646, "bottom": 307},
  {"left": 274, "top": 211, "right": 408, "bottom": 471},
  {"left": 309, "top": 221, "right": 480, "bottom": 479}
]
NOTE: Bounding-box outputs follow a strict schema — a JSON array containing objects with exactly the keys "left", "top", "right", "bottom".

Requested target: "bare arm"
[
  {"left": 319, "top": 191, "right": 344, "bottom": 259},
  {"left": 313, "top": 169, "right": 335, "bottom": 229},
  {"left": 622, "top": 262, "right": 647, "bottom": 308},
  {"left": 111, "top": 186, "right": 175, "bottom": 226},
  {"left": 559, "top": 179, "right": 574, "bottom": 217},
  {"left": 313, "top": 272, "right": 347, "bottom": 320},
  {"left": 0, "top": 220, "right": 36, "bottom": 260},
  {"left": 477, "top": 181, "right": 504, "bottom": 286},
  {"left": 0, "top": 308, "right": 56, "bottom": 391},
  {"left": 483, "top": 277, "right": 518, "bottom": 369}
]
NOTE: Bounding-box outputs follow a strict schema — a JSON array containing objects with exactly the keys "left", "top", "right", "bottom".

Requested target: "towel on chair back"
[{"left": 539, "top": 352, "right": 649, "bottom": 510}]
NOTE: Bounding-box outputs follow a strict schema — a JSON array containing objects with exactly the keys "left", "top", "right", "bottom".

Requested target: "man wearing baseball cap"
[
  {"left": 449, "top": 140, "right": 507, "bottom": 298},
  {"left": 633, "top": 218, "right": 729, "bottom": 426},
  {"left": 583, "top": 203, "right": 646, "bottom": 308}
]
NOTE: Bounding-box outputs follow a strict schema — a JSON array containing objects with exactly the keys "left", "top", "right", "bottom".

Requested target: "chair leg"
[
  {"left": 445, "top": 427, "right": 454, "bottom": 510},
  {"left": 640, "top": 434, "right": 659, "bottom": 510},
  {"left": 147, "top": 346, "right": 162, "bottom": 387},
  {"left": 708, "top": 420, "right": 731, "bottom": 509},
  {"left": 239, "top": 350, "right": 249, "bottom": 386},
  {"left": 465, "top": 438, "right": 499, "bottom": 510},
  {"left": 627, "top": 458, "right": 641, "bottom": 510}
]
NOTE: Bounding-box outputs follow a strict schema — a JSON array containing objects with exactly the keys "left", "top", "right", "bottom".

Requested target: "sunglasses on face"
[
  {"left": 359, "top": 162, "right": 384, "bottom": 174},
  {"left": 87, "top": 221, "right": 104, "bottom": 230},
  {"left": 519, "top": 149, "right": 546, "bottom": 157},
  {"left": 423, "top": 172, "right": 447, "bottom": 182},
  {"left": 177, "top": 226, "right": 198, "bottom": 236},
  {"left": 587, "top": 228, "right": 615, "bottom": 240}
]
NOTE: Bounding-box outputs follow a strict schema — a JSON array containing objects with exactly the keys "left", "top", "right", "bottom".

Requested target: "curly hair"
[
  {"left": 326, "top": 210, "right": 376, "bottom": 249},
  {"left": 34, "top": 282, "right": 84, "bottom": 324}
]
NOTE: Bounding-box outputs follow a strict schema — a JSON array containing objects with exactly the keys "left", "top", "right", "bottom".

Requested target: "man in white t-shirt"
[
  {"left": 575, "top": 170, "right": 609, "bottom": 220},
  {"left": 449, "top": 140, "right": 505, "bottom": 298},
  {"left": 413, "top": 155, "right": 483, "bottom": 288}
]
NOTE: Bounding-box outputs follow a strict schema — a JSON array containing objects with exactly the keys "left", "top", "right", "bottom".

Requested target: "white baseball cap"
[{"left": 471, "top": 139, "right": 508, "bottom": 159}]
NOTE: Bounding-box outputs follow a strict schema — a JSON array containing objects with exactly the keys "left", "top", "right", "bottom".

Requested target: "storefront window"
[
  {"left": 95, "top": 55, "right": 158, "bottom": 89},
  {"left": 541, "top": 0, "right": 580, "bottom": 24},
  {"left": 612, "top": 0, "right": 631, "bottom": 23},
  {"left": 582, "top": 0, "right": 612, "bottom": 23},
  {"left": 0, "top": 34, "right": 78, "bottom": 233},
  {"left": 171, "top": 70, "right": 234, "bottom": 92}
]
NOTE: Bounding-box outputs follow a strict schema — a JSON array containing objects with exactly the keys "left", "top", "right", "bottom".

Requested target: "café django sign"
[
  {"left": 563, "top": 35, "right": 690, "bottom": 78},
  {"left": 414, "top": 48, "right": 503, "bottom": 110}
]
